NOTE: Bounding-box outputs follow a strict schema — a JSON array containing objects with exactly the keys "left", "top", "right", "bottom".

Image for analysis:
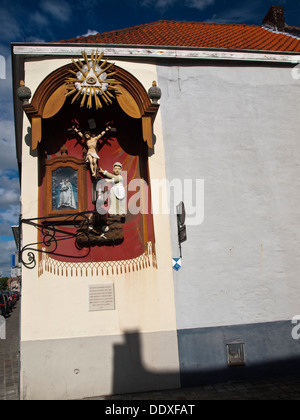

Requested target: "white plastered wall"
[{"left": 157, "top": 62, "right": 300, "bottom": 330}]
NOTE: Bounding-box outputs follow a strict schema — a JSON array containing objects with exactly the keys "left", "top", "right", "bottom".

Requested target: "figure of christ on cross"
[{"left": 70, "top": 124, "right": 111, "bottom": 178}]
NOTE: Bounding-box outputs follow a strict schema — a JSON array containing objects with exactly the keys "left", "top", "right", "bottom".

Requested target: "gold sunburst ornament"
[{"left": 65, "top": 51, "right": 121, "bottom": 110}]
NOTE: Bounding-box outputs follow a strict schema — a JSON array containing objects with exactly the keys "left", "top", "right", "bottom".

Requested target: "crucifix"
[{"left": 68, "top": 123, "right": 114, "bottom": 178}]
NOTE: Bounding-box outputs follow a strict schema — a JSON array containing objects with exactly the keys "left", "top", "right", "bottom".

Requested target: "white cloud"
[
  {"left": 0, "top": 204, "right": 20, "bottom": 224},
  {"left": 141, "top": 0, "right": 215, "bottom": 10},
  {"left": 0, "top": 171, "right": 20, "bottom": 237},
  {"left": 40, "top": 0, "right": 72, "bottom": 23},
  {"left": 77, "top": 29, "right": 99, "bottom": 38},
  {"left": 185, "top": 0, "right": 215, "bottom": 10},
  {"left": 0, "top": 239, "right": 16, "bottom": 255},
  {"left": 0, "top": 190, "right": 19, "bottom": 209}
]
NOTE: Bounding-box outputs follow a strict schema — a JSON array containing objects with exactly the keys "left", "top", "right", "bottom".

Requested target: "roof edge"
[{"left": 11, "top": 42, "right": 300, "bottom": 60}]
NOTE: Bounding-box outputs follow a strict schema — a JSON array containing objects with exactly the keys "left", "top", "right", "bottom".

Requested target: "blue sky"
[{"left": 0, "top": 0, "right": 299, "bottom": 276}]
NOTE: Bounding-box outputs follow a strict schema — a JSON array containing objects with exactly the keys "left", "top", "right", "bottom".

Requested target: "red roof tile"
[{"left": 57, "top": 21, "right": 300, "bottom": 53}]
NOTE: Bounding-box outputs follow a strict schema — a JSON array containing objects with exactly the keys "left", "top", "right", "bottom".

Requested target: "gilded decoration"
[{"left": 65, "top": 51, "right": 121, "bottom": 110}]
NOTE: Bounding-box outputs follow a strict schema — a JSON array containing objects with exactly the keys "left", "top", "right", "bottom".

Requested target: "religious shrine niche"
[
  {"left": 26, "top": 51, "right": 159, "bottom": 273},
  {"left": 44, "top": 155, "right": 87, "bottom": 217}
]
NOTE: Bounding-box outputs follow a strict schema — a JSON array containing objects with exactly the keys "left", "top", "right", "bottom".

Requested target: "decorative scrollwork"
[
  {"left": 20, "top": 249, "right": 36, "bottom": 270},
  {"left": 41, "top": 225, "right": 58, "bottom": 250},
  {"left": 19, "top": 211, "right": 95, "bottom": 269},
  {"left": 72, "top": 211, "right": 90, "bottom": 230}
]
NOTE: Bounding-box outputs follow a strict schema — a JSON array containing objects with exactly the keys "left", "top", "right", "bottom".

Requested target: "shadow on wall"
[
  {"left": 112, "top": 330, "right": 180, "bottom": 396},
  {"left": 111, "top": 329, "right": 300, "bottom": 397}
]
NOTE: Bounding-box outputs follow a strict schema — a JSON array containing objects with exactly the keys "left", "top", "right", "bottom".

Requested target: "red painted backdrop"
[{"left": 39, "top": 98, "right": 155, "bottom": 263}]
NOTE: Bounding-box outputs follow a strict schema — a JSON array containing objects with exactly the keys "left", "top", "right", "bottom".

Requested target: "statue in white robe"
[
  {"left": 99, "top": 162, "right": 126, "bottom": 215},
  {"left": 58, "top": 178, "right": 77, "bottom": 209}
]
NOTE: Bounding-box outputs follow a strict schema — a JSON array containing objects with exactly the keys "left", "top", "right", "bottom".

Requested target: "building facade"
[{"left": 12, "top": 6, "right": 300, "bottom": 400}]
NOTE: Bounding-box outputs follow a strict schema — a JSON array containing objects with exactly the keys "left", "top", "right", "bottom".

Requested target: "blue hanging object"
[{"left": 172, "top": 258, "right": 182, "bottom": 271}]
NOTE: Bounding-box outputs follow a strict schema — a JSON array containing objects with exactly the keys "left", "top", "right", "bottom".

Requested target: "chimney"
[{"left": 262, "top": 5, "right": 285, "bottom": 31}]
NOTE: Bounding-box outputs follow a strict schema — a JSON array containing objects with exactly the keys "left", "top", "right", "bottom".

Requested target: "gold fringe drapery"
[{"left": 38, "top": 242, "right": 157, "bottom": 277}]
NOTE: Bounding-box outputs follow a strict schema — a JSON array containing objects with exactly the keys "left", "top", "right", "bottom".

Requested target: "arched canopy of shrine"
[{"left": 23, "top": 61, "right": 159, "bottom": 151}]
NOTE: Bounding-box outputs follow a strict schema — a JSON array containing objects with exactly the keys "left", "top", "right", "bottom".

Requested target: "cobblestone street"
[
  {"left": 96, "top": 375, "right": 300, "bottom": 400},
  {"left": 0, "top": 303, "right": 20, "bottom": 400}
]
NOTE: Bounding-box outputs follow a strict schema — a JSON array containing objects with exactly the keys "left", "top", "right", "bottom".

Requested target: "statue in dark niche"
[
  {"left": 69, "top": 124, "right": 111, "bottom": 178},
  {"left": 68, "top": 123, "right": 125, "bottom": 248}
]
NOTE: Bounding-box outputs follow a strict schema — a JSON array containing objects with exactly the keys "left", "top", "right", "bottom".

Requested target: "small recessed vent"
[{"left": 227, "top": 342, "right": 245, "bottom": 366}]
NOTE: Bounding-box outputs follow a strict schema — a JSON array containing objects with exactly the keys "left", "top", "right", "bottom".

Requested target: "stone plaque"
[{"left": 89, "top": 284, "right": 115, "bottom": 312}]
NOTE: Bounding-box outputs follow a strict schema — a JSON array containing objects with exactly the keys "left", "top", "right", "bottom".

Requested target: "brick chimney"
[{"left": 262, "top": 5, "right": 285, "bottom": 31}]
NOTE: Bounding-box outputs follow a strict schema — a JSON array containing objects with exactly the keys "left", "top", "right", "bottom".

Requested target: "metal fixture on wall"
[
  {"left": 176, "top": 201, "right": 187, "bottom": 259},
  {"left": 19, "top": 211, "right": 95, "bottom": 269}
]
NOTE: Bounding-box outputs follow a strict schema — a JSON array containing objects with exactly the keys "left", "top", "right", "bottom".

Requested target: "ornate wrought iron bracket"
[{"left": 19, "top": 211, "right": 96, "bottom": 269}]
